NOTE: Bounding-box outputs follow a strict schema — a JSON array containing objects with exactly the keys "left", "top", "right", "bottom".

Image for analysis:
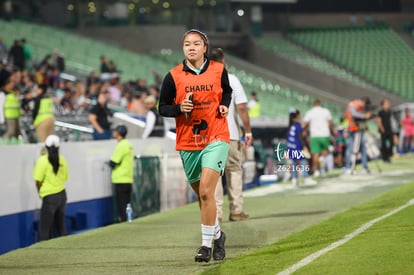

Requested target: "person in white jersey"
[
  {"left": 303, "top": 99, "right": 335, "bottom": 176},
  {"left": 210, "top": 48, "right": 253, "bottom": 222}
]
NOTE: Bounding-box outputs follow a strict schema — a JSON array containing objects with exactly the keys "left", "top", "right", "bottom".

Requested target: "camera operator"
[{"left": 344, "top": 96, "right": 375, "bottom": 174}]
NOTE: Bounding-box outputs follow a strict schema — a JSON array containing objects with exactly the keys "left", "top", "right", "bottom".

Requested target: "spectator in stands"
[
  {"left": 149, "top": 84, "right": 160, "bottom": 100},
  {"left": 400, "top": 107, "right": 414, "bottom": 154},
  {"left": 119, "top": 89, "right": 130, "bottom": 110},
  {"left": 108, "top": 60, "right": 117, "bottom": 73},
  {"left": 287, "top": 108, "right": 316, "bottom": 186},
  {"left": 158, "top": 29, "right": 231, "bottom": 263},
  {"left": 210, "top": 47, "right": 253, "bottom": 222},
  {"left": 0, "top": 69, "right": 21, "bottom": 142},
  {"left": 73, "top": 81, "right": 90, "bottom": 111},
  {"left": 20, "top": 70, "right": 38, "bottom": 99},
  {"left": 33, "top": 134, "right": 69, "bottom": 241},
  {"left": 87, "top": 81, "right": 99, "bottom": 104},
  {"left": 100, "top": 55, "right": 110, "bottom": 74},
  {"left": 88, "top": 90, "right": 112, "bottom": 140},
  {"left": 39, "top": 54, "right": 53, "bottom": 73},
  {"left": 107, "top": 77, "right": 122, "bottom": 106},
  {"left": 247, "top": 91, "right": 260, "bottom": 118},
  {"left": 129, "top": 91, "right": 147, "bottom": 120},
  {"left": 108, "top": 125, "right": 134, "bottom": 222},
  {"left": 86, "top": 70, "right": 100, "bottom": 88},
  {"left": 8, "top": 40, "right": 25, "bottom": 71},
  {"left": 48, "top": 68, "right": 60, "bottom": 89},
  {"left": 53, "top": 50, "right": 65, "bottom": 73},
  {"left": 32, "top": 84, "right": 55, "bottom": 143},
  {"left": 21, "top": 38, "right": 32, "bottom": 71},
  {"left": 34, "top": 64, "right": 46, "bottom": 84},
  {"left": 135, "top": 78, "right": 149, "bottom": 94},
  {"left": 376, "top": 99, "right": 394, "bottom": 162},
  {"left": 59, "top": 88, "right": 74, "bottom": 113},
  {"left": 344, "top": 97, "right": 373, "bottom": 174},
  {"left": 303, "top": 99, "right": 335, "bottom": 176},
  {"left": 142, "top": 95, "right": 164, "bottom": 138},
  {"left": 21, "top": 88, "right": 34, "bottom": 114},
  {"left": 63, "top": 79, "right": 74, "bottom": 92},
  {"left": 53, "top": 80, "right": 65, "bottom": 105}
]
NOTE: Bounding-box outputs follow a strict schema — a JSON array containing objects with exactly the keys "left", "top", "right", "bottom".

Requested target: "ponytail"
[
  {"left": 47, "top": 146, "right": 60, "bottom": 174},
  {"left": 288, "top": 109, "right": 300, "bottom": 128}
]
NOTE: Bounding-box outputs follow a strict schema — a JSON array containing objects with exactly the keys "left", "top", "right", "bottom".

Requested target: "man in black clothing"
[
  {"left": 88, "top": 91, "right": 112, "bottom": 140},
  {"left": 53, "top": 50, "right": 65, "bottom": 73},
  {"left": 376, "top": 99, "right": 393, "bottom": 162},
  {"left": 100, "top": 55, "right": 110, "bottom": 74},
  {"left": 8, "top": 40, "right": 25, "bottom": 71}
]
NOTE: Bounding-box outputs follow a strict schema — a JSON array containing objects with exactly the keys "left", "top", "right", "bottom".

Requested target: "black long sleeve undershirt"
[{"left": 158, "top": 60, "right": 232, "bottom": 118}]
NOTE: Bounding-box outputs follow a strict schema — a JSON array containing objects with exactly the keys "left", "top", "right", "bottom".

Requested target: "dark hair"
[
  {"left": 362, "top": 96, "right": 371, "bottom": 106},
  {"left": 380, "top": 98, "right": 389, "bottom": 107},
  {"left": 39, "top": 83, "right": 48, "bottom": 94},
  {"left": 289, "top": 109, "right": 300, "bottom": 128},
  {"left": 209, "top": 48, "right": 224, "bottom": 62},
  {"left": 115, "top": 125, "right": 128, "bottom": 137},
  {"left": 251, "top": 92, "right": 258, "bottom": 101},
  {"left": 47, "top": 146, "right": 60, "bottom": 174}
]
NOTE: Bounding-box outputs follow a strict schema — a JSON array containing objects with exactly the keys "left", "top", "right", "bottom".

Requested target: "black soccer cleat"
[
  {"left": 195, "top": 246, "right": 212, "bottom": 263},
  {"left": 213, "top": 231, "right": 226, "bottom": 261}
]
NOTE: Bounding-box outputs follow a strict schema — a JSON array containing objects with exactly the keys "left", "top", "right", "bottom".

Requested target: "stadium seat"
[{"left": 286, "top": 24, "right": 414, "bottom": 100}]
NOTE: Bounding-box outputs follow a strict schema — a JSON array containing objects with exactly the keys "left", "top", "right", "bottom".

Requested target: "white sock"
[
  {"left": 214, "top": 217, "right": 221, "bottom": 240},
  {"left": 201, "top": 224, "right": 215, "bottom": 248}
]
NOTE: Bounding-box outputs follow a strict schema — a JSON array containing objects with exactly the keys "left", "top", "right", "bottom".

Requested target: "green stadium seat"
[{"left": 287, "top": 24, "right": 414, "bottom": 100}]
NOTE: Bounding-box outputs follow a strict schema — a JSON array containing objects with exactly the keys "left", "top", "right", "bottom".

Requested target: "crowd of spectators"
[{"left": 0, "top": 37, "right": 167, "bottom": 144}]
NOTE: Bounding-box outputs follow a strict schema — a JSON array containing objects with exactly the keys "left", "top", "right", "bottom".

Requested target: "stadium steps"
[
  {"left": 286, "top": 24, "right": 414, "bottom": 101},
  {"left": 0, "top": 19, "right": 171, "bottom": 83},
  {"left": 255, "top": 36, "right": 377, "bottom": 91}
]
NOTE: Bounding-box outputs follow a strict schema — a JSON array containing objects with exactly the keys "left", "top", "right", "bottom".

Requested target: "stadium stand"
[
  {"left": 0, "top": 20, "right": 171, "bottom": 81},
  {"left": 256, "top": 35, "right": 377, "bottom": 90},
  {"left": 1, "top": 19, "right": 344, "bottom": 126},
  {"left": 286, "top": 24, "right": 414, "bottom": 100}
]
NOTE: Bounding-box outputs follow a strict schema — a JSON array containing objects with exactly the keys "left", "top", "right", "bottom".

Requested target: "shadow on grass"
[{"left": 246, "top": 210, "right": 328, "bottom": 221}]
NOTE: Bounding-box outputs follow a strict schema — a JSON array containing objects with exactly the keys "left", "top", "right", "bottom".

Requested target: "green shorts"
[
  {"left": 310, "top": 137, "right": 331, "bottom": 154},
  {"left": 180, "top": 141, "right": 229, "bottom": 184}
]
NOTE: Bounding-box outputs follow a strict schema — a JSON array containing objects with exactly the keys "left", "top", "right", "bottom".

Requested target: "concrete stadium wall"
[{"left": 0, "top": 138, "right": 190, "bottom": 255}]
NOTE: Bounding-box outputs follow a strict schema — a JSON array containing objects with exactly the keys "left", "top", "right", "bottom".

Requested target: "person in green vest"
[
  {"left": 21, "top": 38, "right": 32, "bottom": 71},
  {"left": 247, "top": 91, "right": 261, "bottom": 118},
  {"left": 0, "top": 69, "right": 21, "bottom": 141},
  {"left": 32, "top": 84, "right": 55, "bottom": 143},
  {"left": 33, "top": 134, "right": 69, "bottom": 241},
  {"left": 108, "top": 125, "right": 134, "bottom": 222}
]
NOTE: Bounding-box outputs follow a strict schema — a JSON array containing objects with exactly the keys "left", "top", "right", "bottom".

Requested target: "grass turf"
[
  {"left": 203, "top": 178, "right": 414, "bottom": 274},
  {"left": 0, "top": 155, "right": 413, "bottom": 275}
]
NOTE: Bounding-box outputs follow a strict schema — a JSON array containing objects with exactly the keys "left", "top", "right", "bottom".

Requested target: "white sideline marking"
[{"left": 277, "top": 198, "right": 414, "bottom": 275}]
